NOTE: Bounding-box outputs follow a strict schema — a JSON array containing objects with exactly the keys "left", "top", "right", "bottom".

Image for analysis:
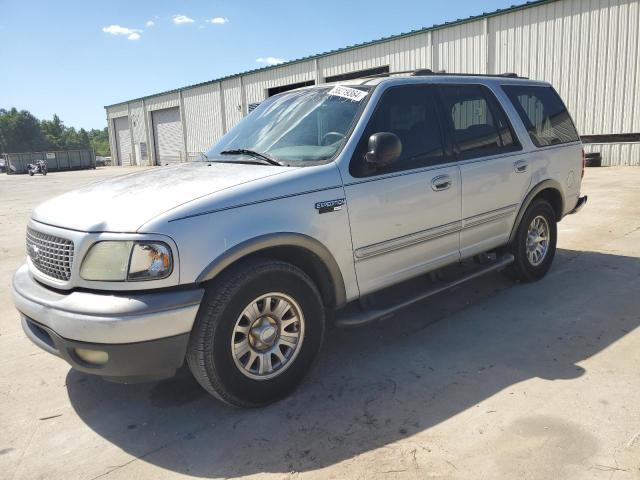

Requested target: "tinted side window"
[
  {"left": 502, "top": 85, "right": 579, "bottom": 147},
  {"left": 439, "top": 85, "right": 519, "bottom": 160},
  {"left": 350, "top": 86, "right": 446, "bottom": 177}
]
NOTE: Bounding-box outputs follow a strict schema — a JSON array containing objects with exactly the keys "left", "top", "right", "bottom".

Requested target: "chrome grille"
[{"left": 26, "top": 228, "right": 74, "bottom": 281}]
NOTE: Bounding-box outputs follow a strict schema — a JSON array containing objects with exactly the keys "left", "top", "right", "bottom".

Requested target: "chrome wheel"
[
  {"left": 231, "top": 292, "right": 305, "bottom": 380},
  {"left": 526, "top": 215, "right": 550, "bottom": 267}
]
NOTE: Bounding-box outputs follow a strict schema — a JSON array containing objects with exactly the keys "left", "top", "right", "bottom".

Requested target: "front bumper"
[{"left": 12, "top": 264, "right": 204, "bottom": 381}]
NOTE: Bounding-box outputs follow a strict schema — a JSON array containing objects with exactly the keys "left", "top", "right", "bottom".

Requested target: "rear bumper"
[
  {"left": 12, "top": 264, "right": 204, "bottom": 381},
  {"left": 569, "top": 195, "right": 588, "bottom": 215}
]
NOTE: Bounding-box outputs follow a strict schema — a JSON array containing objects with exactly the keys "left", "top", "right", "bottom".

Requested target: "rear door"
[
  {"left": 437, "top": 84, "right": 530, "bottom": 259},
  {"left": 344, "top": 84, "right": 462, "bottom": 295}
]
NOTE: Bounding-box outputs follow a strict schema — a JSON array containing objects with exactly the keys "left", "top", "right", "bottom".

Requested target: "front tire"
[
  {"left": 508, "top": 199, "right": 557, "bottom": 282},
  {"left": 187, "top": 259, "right": 325, "bottom": 407}
]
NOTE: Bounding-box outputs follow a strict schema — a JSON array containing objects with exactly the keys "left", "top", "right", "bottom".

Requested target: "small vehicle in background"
[
  {"left": 27, "top": 159, "right": 48, "bottom": 176},
  {"left": 0, "top": 158, "right": 6, "bottom": 173},
  {"left": 95, "top": 156, "right": 112, "bottom": 167}
]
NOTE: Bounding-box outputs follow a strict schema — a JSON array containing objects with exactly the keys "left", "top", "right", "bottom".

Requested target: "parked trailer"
[{"left": 2, "top": 150, "right": 96, "bottom": 174}]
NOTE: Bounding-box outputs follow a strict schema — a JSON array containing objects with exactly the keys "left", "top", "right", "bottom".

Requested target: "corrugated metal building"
[{"left": 105, "top": 0, "right": 640, "bottom": 167}]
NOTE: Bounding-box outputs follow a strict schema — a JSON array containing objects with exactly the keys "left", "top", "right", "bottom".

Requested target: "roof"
[{"left": 105, "top": 0, "right": 560, "bottom": 109}]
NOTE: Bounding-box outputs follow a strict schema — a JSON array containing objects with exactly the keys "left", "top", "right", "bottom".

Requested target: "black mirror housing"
[{"left": 365, "top": 132, "right": 402, "bottom": 167}]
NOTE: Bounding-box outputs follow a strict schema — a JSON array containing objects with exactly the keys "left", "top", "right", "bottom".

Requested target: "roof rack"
[{"left": 362, "top": 69, "right": 527, "bottom": 80}]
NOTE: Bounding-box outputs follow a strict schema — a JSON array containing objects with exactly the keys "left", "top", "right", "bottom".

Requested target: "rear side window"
[
  {"left": 502, "top": 85, "right": 579, "bottom": 147},
  {"left": 438, "top": 85, "right": 520, "bottom": 160}
]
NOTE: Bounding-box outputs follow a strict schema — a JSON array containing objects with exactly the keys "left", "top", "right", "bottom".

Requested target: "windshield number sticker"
[
  {"left": 327, "top": 86, "right": 368, "bottom": 102},
  {"left": 315, "top": 198, "right": 345, "bottom": 214}
]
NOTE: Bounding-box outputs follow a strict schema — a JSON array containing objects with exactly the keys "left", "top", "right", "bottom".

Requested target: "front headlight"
[{"left": 80, "top": 241, "right": 173, "bottom": 282}]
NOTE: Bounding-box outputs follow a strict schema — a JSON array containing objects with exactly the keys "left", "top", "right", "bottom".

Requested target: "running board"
[{"left": 335, "top": 254, "right": 515, "bottom": 328}]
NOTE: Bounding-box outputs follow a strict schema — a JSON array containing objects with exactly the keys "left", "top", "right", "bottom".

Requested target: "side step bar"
[{"left": 335, "top": 254, "right": 515, "bottom": 328}]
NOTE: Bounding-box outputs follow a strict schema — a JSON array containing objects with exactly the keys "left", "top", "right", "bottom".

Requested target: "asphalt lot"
[{"left": 1, "top": 166, "right": 639, "bottom": 480}]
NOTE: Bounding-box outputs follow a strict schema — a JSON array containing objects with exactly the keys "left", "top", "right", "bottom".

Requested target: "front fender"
[{"left": 196, "top": 232, "right": 348, "bottom": 308}]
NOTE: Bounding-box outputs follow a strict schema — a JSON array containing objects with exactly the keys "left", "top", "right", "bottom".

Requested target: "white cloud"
[
  {"left": 256, "top": 56, "right": 286, "bottom": 66},
  {"left": 207, "top": 17, "right": 229, "bottom": 25},
  {"left": 102, "top": 25, "right": 143, "bottom": 40},
  {"left": 145, "top": 20, "right": 155, "bottom": 27},
  {"left": 102, "top": 25, "right": 141, "bottom": 36},
  {"left": 173, "top": 15, "right": 195, "bottom": 25}
]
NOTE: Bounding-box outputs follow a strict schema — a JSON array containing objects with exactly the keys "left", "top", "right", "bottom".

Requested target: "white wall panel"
[
  {"left": 585, "top": 143, "right": 640, "bottom": 166},
  {"left": 129, "top": 101, "right": 146, "bottom": 145},
  {"left": 243, "top": 61, "right": 316, "bottom": 106},
  {"left": 319, "top": 43, "right": 390, "bottom": 79},
  {"left": 434, "top": 20, "right": 486, "bottom": 73},
  {"left": 182, "top": 83, "right": 224, "bottom": 154},
  {"left": 490, "top": 0, "right": 640, "bottom": 137},
  {"left": 128, "top": 101, "right": 148, "bottom": 165},
  {"left": 145, "top": 92, "right": 180, "bottom": 111},
  {"left": 318, "top": 32, "right": 432, "bottom": 81},
  {"left": 106, "top": 104, "right": 128, "bottom": 120},
  {"left": 222, "top": 78, "right": 243, "bottom": 131}
]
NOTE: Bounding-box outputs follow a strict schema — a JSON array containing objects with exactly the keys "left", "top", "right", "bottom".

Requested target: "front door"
[{"left": 343, "top": 84, "right": 462, "bottom": 295}]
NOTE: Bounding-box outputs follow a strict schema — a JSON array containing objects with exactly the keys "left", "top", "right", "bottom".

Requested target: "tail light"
[{"left": 581, "top": 148, "right": 586, "bottom": 178}]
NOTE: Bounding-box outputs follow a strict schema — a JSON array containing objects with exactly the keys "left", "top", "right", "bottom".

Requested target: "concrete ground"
[{"left": 1, "top": 166, "right": 639, "bottom": 480}]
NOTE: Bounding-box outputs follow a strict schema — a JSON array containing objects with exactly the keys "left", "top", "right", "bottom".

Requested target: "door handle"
[
  {"left": 431, "top": 175, "right": 452, "bottom": 191},
  {"left": 514, "top": 160, "right": 528, "bottom": 173}
]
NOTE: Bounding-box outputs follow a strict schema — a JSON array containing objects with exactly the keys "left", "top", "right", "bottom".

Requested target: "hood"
[{"left": 32, "top": 162, "right": 287, "bottom": 232}]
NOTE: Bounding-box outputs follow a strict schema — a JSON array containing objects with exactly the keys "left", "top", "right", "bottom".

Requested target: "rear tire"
[
  {"left": 508, "top": 199, "right": 557, "bottom": 282},
  {"left": 187, "top": 259, "right": 325, "bottom": 407}
]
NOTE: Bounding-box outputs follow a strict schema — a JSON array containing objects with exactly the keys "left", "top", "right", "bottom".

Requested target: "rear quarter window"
[{"left": 502, "top": 85, "right": 579, "bottom": 147}]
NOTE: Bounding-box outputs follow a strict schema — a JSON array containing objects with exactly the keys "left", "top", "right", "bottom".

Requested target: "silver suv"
[{"left": 12, "top": 72, "right": 587, "bottom": 407}]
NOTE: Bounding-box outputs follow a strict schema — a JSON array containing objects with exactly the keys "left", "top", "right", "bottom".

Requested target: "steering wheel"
[{"left": 321, "top": 131, "right": 345, "bottom": 146}]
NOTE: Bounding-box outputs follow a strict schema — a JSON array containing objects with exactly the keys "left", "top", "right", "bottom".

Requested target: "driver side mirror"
[{"left": 364, "top": 132, "right": 402, "bottom": 167}]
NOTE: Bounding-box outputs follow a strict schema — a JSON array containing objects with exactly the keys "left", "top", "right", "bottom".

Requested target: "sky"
[{"left": 0, "top": 0, "right": 521, "bottom": 130}]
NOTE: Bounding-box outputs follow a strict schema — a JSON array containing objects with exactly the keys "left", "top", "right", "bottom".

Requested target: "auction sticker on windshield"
[{"left": 328, "top": 86, "right": 368, "bottom": 102}]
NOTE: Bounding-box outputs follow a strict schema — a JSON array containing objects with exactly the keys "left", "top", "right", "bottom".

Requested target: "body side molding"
[{"left": 195, "top": 232, "right": 347, "bottom": 307}]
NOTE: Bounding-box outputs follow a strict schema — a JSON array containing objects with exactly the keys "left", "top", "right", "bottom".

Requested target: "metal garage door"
[
  {"left": 114, "top": 116, "right": 132, "bottom": 166},
  {"left": 152, "top": 107, "right": 184, "bottom": 165}
]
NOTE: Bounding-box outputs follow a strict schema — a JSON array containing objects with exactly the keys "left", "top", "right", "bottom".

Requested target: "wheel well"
[
  {"left": 206, "top": 246, "right": 338, "bottom": 310},
  {"left": 534, "top": 188, "right": 563, "bottom": 221}
]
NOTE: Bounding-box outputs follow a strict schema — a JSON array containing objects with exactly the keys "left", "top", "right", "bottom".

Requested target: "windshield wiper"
[{"left": 219, "top": 149, "right": 285, "bottom": 166}]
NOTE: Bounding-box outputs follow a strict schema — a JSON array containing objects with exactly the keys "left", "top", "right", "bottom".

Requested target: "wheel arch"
[
  {"left": 195, "top": 233, "right": 347, "bottom": 309},
  {"left": 508, "top": 180, "right": 564, "bottom": 244}
]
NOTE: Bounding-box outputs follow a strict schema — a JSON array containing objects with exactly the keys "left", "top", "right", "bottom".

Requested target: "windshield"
[{"left": 204, "top": 85, "right": 372, "bottom": 164}]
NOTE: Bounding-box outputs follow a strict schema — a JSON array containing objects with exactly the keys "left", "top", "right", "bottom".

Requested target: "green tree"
[
  {"left": 0, "top": 109, "right": 111, "bottom": 156},
  {"left": 40, "top": 114, "right": 65, "bottom": 149},
  {"left": 0, "top": 108, "right": 49, "bottom": 153},
  {"left": 88, "top": 128, "right": 111, "bottom": 156}
]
